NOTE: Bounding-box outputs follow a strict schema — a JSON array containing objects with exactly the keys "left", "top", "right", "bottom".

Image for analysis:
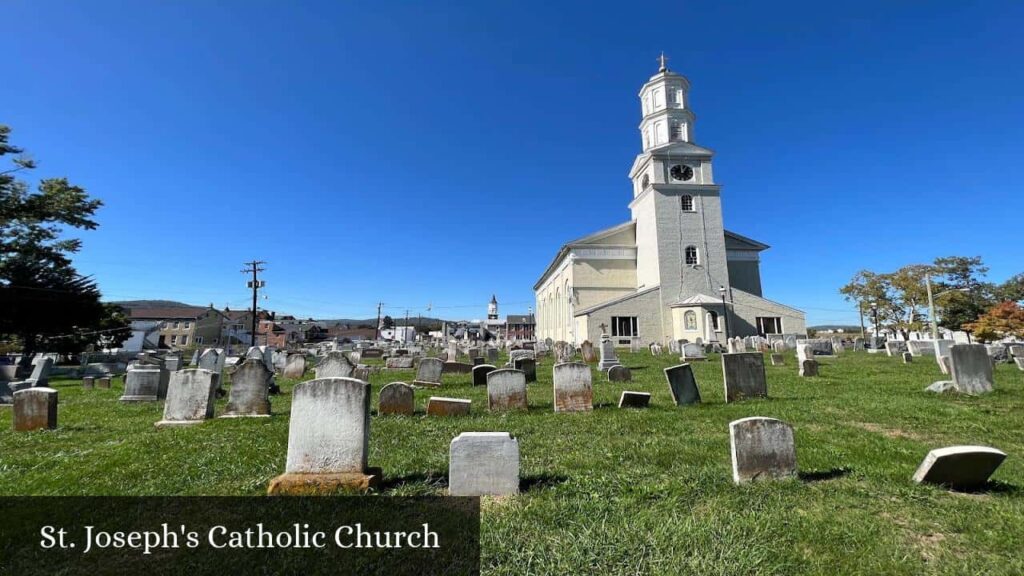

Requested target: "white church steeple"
[{"left": 638, "top": 53, "right": 695, "bottom": 151}]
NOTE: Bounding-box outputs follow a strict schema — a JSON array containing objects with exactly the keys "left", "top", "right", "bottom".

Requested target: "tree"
[
  {"left": 381, "top": 315, "right": 395, "bottom": 330},
  {"left": 995, "top": 273, "right": 1024, "bottom": 304},
  {"left": 964, "top": 301, "right": 1024, "bottom": 341},
  {"left": 0, "top": 125, "right": 106, "bottom": 358},
  {"left": 930, "top": 256, "right": 994, "bottom": 332}
]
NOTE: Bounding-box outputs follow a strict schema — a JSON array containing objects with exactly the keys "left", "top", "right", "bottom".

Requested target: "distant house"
[
  {"left": 380, "top": 326, "right": 417, "bottom": 343},
  {"left": 127, "top": 306, "right": 225, "bottom": 350},
  {"left": 506, "top": 314, "right": 536, "bottom": 341}
]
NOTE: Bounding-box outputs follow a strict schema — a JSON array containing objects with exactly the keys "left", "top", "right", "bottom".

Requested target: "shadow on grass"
[
  {"left": 951, "top": 480, "right": 1021, "bottom": 495},
  {"left": 379, "top": 472, "right": 448, "bottom": 491},
  {"left": 520, "top": 474, "right": 568, "bottom": 493},
  {"left": 799, "top": 468, "right": 852, "bottom": 483}
]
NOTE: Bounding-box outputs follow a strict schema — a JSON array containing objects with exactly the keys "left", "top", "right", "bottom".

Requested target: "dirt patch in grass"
[{"left": 848, "top": 421, "right": 925, "bottom": 441}]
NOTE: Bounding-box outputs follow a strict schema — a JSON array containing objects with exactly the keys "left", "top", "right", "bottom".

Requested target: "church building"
[{"left": 534, "top": 57, "right": 806, "bottom": 347}]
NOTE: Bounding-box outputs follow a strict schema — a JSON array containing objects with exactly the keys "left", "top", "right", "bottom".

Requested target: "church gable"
[{"left": 724, "top": 230, "right": 769, "bottom": 251}]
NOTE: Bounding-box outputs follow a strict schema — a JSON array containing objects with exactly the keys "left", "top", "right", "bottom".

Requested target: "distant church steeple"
[{"left": 488, "top": 295, "right": 498, "bottom": 320}]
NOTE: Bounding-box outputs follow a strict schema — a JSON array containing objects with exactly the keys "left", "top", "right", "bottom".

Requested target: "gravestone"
[
  {"left": 282, "top": 354, "right": 306, "bottom": 379},
  {"left": 222, "top": 359, "right": 272, "bottom": 417},
  {"left": 552, "top": 362, "right": 592, "bottom": 413},
  {"left": 902, "top": 352, "right": 913, "bottom": 364},
  {"left": 770, "top": 354, "right": 784, "bottom": 366},
  {"left": 912, "top": 445, "right": 1006, "bottom": 490},
  {"left": 190, "top": 349, "right": 200, "bottom": 366},
  {"left": 681, "top": 342, "right": 706, "bottom": 361},
  {"left": 949, "top": 344, "right": 994, "bottom": 395},
  {"left": 198, "top": 349, "right": 220, "bottom": 372},
  {"left": 378, "top": 382, "right": 414, "bottom": 416},
  {"left": 722, "top": 353, "right": 768, "bottom": 402},
  {"left": 426, "top": 397, "right": 472, "bottom": 416},
  {"left": 649, "top": 343, "right": 663, "bottom": 355},
  {"left": 607, "top": 365, "right": 631, "bottom": 382},
  {"left": 729, "top": 417, "right": 797, "bottom": 484},
  {"left": 925, "top": 380, "right": 956, "bottom": 394},
  {"left": 315, "top": 351, "right": 355, "bottom": 379},
  {"left": 618, "top": 391, "right": 651, "bottom": 408},
  {"left": 82, "top": 377, "right": 95, "bottom": 389},
  {"left": 580, "top": 340, "right": 597, "bottom": 363},
  {"left": 97, "top": 377, "right": 111, "bottom": 389},
  {"left": 796, "top": 344, "right": 814, "bottom": 365},
  {"left": 472, "top": 357, "right": 485, "bottom": 366},
  {"left": 362, "top": 348, "right": 384, "bottom": 359},
  {"left": 156, "top": 369, "right": 219, "bottom": 428},
  {"left": 267, "top": 377, "right": 379, "bottom": 494},
  {"left": 164, "top": 355, "right": 182, "bottom": 372},
  {"left": 1015, "top": 357, "right": 1024, "bottom": 371},
  {"left": 414, "top": 358, "right": 443, "bottom": 387},
  {"left": 598, "top": 336, "right": 619, "bottom": 371},
  {"left": 467, "top": 347, "right": 481, "bottom": 362},
  {"left": 486, "top": 348, "right": 499, "bottom": 362},
  {"left": 472, "top": 364, "right": 496, "bottom": 387},
  {"left": 120, "top": 367, "right": 162, "bottom": 402},
  {"left": 513, "top": 358, "right": 536, "bottom": 383},
  {"left": 907, "top": 340, "right": 936, "bottom": 356},
  {"left": 385, "top": 356, "right": 415, "bottom": 369},
  {"left": 799, "top": 359, "right": 819, "bottom": 377},
  {"left": 884, "top": 341, "right": 907, "bottom": 357},
  {"left": 664, "top": 364, "right": 700, "bottom": 405},
  {"left": 27, "top": 357, "right": 53, "bottom": 387},
  {"left": 1007, "top": 344, "right": 1024, "bottom": 359},
  {"left": 486, "top": 369, "right": 528, "bottom": 412},
  {"left": 245, "top": 346, "right": 264, "bottom": 361},
  {"left": 448, "top": 432, "right": 520, "bottom": 496},
  {"left": 553, "top": 341, "right": 573, "bottom": 364},
  {"left": 12, "top": 388, "right": 58, "bottom": 431}
]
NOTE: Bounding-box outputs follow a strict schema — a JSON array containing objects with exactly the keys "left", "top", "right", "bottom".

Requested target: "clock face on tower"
[{"left": 670, "top": 164, "right": 694, "bottom": 182}]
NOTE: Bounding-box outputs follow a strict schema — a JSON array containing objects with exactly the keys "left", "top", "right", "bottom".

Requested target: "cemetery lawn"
[{"left": 2, "top": 352, "right": 1024, "bottom": 575}]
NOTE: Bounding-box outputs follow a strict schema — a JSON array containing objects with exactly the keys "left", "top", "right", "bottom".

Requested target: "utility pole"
[
  {"left": 404, "top": 309, "right": 409, "bottom": 343},
  {"left": 374, "top": 302, "right": 383, "bottom": 341},
  {"left": 242, "top": 260, "right": 266, "bottom": 348}
]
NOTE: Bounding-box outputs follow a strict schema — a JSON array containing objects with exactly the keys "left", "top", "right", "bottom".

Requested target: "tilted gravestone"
[
  {"left": 26, "top": 357, "right": 53, "bottom": 387},
  {"left": 729, "top": 417, "right": 797, "bottom": 484},
  {"left": 799, "top": 359, "right": 819, "bottom": 377},
  {"left": 267, "top": 377, "right": 379, "bottom": 494},
  {"left": 664, "top": 364, "right": 700, "bottom": 406},
  {"left": 378, "top": 382, "right": 414, "bottom": 416},
  {"left": 426, "top": 397, "right": 471, "bottom": 417},
  {"left": 13, "top": 388, "right": 58, "bottom": 431},
  {"left": 949, "top": 344, "right": 994, "bottom": 395},
  {"left": 414, "top": 358, "right": 443, "bottom": 387},
  {"left": 552, "top": 362, "right": 592, "bottom": 413},
  {"left": 513, "top": 358, "right": 537, "bottom": 383},
  {"left": 449, "top": 432, "right": 519, "bottom": 496},
  {"left": 607, "top": 365, "right": 631, "bottom": 382},
  {"left": 120, "top": 367, "right": 162, "bottom": 402},
  {"left": 618, "top": 391, "right": 650, "bottom": 408},
  {"left": 486, "top": 369, "right": 528, "bottom": 412},
  {"left": 222, "top": 359, "right": 272, "bottom": 418},
  {"left": 156, "top": 369, "right": 219, "bottom": 428},
  {"left": 282, "top": 354, "right": 307, "bottom": 379},
  {"left": 912, "top": 445, "right": 1006, "bottom": 490},
  {"left": 1016, "top": 357, "right": 1024, "bottom": 371},
  {"left": 472, "top": 364, "right": 496, "bottom": 387},
  {"left": 722, "top": 353, "right": 768, "bottom": 402},
  {"left": 315, "top": 351, "right": 355, "bottom": 379}
]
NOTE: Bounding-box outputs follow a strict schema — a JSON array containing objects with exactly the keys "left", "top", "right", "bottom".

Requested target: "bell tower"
[{"left": 487, "top": 294, "right": 498, "bottom": 320}]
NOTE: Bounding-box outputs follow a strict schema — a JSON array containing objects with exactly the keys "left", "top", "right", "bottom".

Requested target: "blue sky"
[{"left": 4, "top": 1, "right": 1022, "bottom": 324}]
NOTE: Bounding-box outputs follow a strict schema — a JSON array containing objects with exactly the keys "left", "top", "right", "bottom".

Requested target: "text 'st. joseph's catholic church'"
[{"left": 534, "top": 57, "right": 806, "bottom": 346}]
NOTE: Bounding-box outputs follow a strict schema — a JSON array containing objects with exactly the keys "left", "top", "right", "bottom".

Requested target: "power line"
[{"left": 242, "top": 260, "right": 266, "bottom": 348}]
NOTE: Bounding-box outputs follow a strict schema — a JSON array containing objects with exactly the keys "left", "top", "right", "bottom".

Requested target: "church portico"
[{"left": 534, "top": 57, "right": 805, "bottom": 346}]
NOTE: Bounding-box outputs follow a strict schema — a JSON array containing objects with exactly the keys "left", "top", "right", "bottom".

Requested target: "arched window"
[
  {"left": 684, "top": 246, "right": 699, "bottom": 266},
  {"left": 680, "top": 195, "right": 693, "bottom": 211},
  {"left": 684, "top": 310, "right": 697, "bottom": 330}
]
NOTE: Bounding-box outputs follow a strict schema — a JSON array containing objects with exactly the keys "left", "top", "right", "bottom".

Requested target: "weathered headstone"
[
  {"left": 12, "top": 387, "right": 57, "bottom": 431},
  {"left": 770, "top": 353, "right": 784, "bottom": 366},
  {"left": 580, "top": 340, "right": 597, "bottom": 363},
  {"left": 902, "top": 352, "right": 913, "bottom": 364},
  {"left": 513, "top": 358, "right": 537, "bottom": 383},
  {"left": 598, "top": 336, "right": 619, "bottom": 371},
  {"left": 222, "top": 359, "right": 272, "bottom": 417},
  {"left": 378, "top": 382, "right": 414, "bottom": 416},
  {"left": 681, "top": 342, "right": 706, "bottom": 361},
  {"left": 414, "top": 358, "right": 443, "bottom": 387},
  {"left": 486, "top": 369, "right": 528, "bottom": 412},
  {"left": 426, "top": 397, "right": 471, "bottom": 416},
  {"left": 618, "top": 391, "right": 651, "bottom": 408},
  {"left": 448, "top": 432, "right": 519, "bottom": 496},
  {"left": 486, "top": 348, "right": 499, "bottom": 362},
  {"left": 472, "top": 364, "right": 496, "bottom": 387},
  {"left": 267, "top": 377, "right": 379, "bottom": 494},
  {"left": 799, "top": 359, "right": 819, "bottom": 377},
  {"left": 315, "top": 351, "right": 355, "bottom": 379},
  {"left": 156, "top": 369, "right": 219, "bottom": 428},
  {"left": 385, "top": 356, "right": 415, "bottom": 369},
  {"left": 120, "top": 367, "right": 162, "bottom": 402},
  {"left": 198, "top": 348, "right": 220, "bottom": 372},
  {"left": 949, "top": 344, "right": 994, "bottom": 395},
  {"left": 722, "top": 353, "right": 767, "bottom": 402},
  {"left": 796, "top": 344, "right": 814, "bottom": 364},
  {"left": 607, "top": 365, "right": 632, "bottom": 382},
  {"left": 729, "top": 417, "right": 797, "bottom": 484},
  {"left": 282, "top": 354, "right": 307, "bottom": 379},
  {"left": 664, "top": 364, "right": 700, "bottom": 406},
  {"left": 97, "top": 377, "right": 111, "bottom": 389},
  {"left": 82, "top": 376, "right": 95, "bottom": 389},
  {"left": 912, "top": 445, "right": 1006, "bottom": 490},
  {"left": 552, "top": 362, "right": 593, "bottom": 413}
]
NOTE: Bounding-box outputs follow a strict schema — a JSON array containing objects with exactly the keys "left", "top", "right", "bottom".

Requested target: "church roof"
[
  {"left": 724, "top": 230, "right": 770, "bottom": 251},
  {"left": 533, "top": 221, "right": 636, "bottom": 290},
  {"left": 574, "top": 286, "right": 660, "bottom": 316},
  {"left": 669, "top": 293, "right": 723, "bottom": 306}
]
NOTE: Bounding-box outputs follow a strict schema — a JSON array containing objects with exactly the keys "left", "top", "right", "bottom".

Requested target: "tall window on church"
[
  {"left": 654, "top": 121, "right": 664, "bottom": 144},
  {"left": 674, "top": 89, "right": 684, "bottom": 106},
  {"left": 684, "top": 311, "right": 697, "bottom": 330},
  {"left": 709, "top": 311, "right": 720, "bottom": 331},
  {"left": 653, "top": 89, "right": 662, "bottom": 109},
  {"left": 680, "top": 195, "right": 694, "bottom": 211},
  {"left": 685, "top": 246, "right": 699, "bottom": 266}
]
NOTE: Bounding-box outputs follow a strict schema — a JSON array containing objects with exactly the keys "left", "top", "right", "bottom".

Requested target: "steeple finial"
[{"left": 657, "top": 52, "right": 669, "bottom": 72}]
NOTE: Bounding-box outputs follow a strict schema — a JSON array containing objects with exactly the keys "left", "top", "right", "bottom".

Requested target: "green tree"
[
  {"left": 0, "top": 125, "right": 106, "bottom": 358},
  {"left": 931, "top": 256, "right": 993, "bottom": 332},
  {"left": 381, "top": 315, "right": 395, "bottom": 329},
  {"left": 995, "top": 273, "right": 1024, "bottom": 304}
]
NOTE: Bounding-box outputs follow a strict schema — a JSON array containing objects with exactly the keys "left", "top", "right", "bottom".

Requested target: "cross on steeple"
[{"left": 657, "top": 52, "right": 669, "bottom": 72}]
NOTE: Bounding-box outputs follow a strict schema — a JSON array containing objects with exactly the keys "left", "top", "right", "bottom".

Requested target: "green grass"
[{"left": 2, "top": 351, "right": 1023, "bottom": 575}]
